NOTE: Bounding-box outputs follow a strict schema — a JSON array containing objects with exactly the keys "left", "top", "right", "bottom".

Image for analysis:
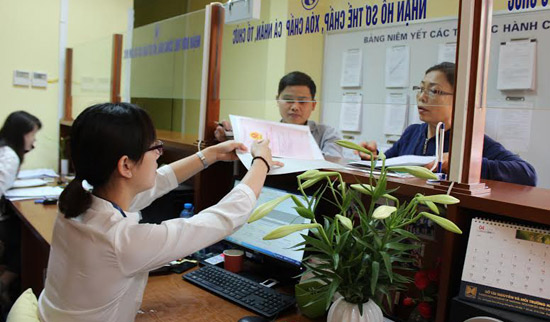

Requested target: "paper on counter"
[
  {"left": 237, "top": 153, "right": 345, "bottom": 175},
  {"left": 5, "top": 186, "right": 63, "bottom": 200},
  {"left": 17, "top": 168, "right": 58, "bottom": 179},
  {"left": 12, "top": 179, "right": 48, "bottom": 188},
  {"left": 349, "top": 155, "right": 436, "bottom": 169},
  {"left": 230, "top": 115, "right": 324, "bottom": 160}
]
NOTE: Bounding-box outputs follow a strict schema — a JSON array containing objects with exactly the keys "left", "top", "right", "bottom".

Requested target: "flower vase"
[{"left": 327, "top": 297, "right": 383, "bottom": 322}]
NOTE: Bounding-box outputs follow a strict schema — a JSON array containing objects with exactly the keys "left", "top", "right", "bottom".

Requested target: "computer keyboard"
[{"left": 182, "top": 265, "right": 296, "bottom": 318}]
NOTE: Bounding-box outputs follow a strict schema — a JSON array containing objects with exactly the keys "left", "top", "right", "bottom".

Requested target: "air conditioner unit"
[{"left": 224, "top": 0, "right": 261, "bottom": 24}]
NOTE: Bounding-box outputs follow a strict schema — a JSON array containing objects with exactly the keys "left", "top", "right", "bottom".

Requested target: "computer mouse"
[{"left": 237, "top": 316, "right": 270, "bottom": 322}]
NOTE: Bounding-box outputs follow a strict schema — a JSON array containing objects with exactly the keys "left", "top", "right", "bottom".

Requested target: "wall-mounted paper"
[
  {"left": 438, "top": 43, "right": 457, "bottom": 63},
  {"left": 384, "top": 93, "right": 408, "bottom": 135},
  {"left": 496, "top": 40, "right": 536, "bottom": 91},
  {"left": 339, "top": 93, "right": 362, "bottom": 132},
  {"left": 485, "top": 101, "right": 533, "bottom": 153},
  {"left": 385, "top": 45, "right": 410, "bottom": 88},
  {"left": 340, "top": 49, "right": 363, "bottom": 88}
]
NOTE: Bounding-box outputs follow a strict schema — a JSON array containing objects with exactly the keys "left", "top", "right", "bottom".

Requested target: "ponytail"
[{"left": 59, "top": 178, "right": 92, "bottom": 218}]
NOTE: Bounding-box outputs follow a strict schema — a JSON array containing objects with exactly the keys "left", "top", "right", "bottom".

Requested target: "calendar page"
[{"left": 459, "top": 218, "right": 550, "bottom": 319}]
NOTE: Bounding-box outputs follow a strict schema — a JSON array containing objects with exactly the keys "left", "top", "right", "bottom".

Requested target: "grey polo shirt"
[{"left": 307, "top": 120, "right": 343, "bottom": 158}]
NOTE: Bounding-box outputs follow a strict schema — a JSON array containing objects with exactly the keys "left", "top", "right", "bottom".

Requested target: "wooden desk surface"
[
  {"left": 137, "top": 272, "right": 316, "bottom": 322},
  {"left": 9, "top": 200, "right": 316, "bottom": 321}
]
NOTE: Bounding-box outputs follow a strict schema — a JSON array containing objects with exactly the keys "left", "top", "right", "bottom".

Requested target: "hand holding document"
[{"left": 229, "top": 115, "right": 344, "bottom": 175}]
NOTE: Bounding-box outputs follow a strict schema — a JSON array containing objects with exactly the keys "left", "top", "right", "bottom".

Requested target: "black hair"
[
  {"left": 59, "top": 103, "right": 156, "bottom": 218},
  {"left": 425, "top": 62, "right": 456, "bottom": 87},
  {"left": 277, "top": 71, "right": 317, "bottom": 99},
  {"left": 0, "top": 111, "right": 42, "bottom": 162}
]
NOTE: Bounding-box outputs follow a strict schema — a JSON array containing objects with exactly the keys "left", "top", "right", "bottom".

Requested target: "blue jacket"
[{"left": 385, "top": 123, "right": 537, "bottom": 186}]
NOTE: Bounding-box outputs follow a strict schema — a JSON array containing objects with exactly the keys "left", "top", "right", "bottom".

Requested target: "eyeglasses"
[
  {"left": 147, "top": 140, "right": 164, "bottom": 156},
  {"left": 277, "top": 96, "right": 315, "bottom": 105},
  {"left": 412, "top": 86, "right": 453, "bottom": 98}
]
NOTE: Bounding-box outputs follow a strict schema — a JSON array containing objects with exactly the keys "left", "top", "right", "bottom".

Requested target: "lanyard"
[{"left": 110, "top": 202, "right": 127, "bottom": 218}]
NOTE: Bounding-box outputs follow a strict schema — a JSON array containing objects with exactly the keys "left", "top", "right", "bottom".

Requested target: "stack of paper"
[
  {"left": 12, "top": 179, "right": 49, "bottom": 188},
  {"left": 17, "top": 169, "right": 58, "bottom": 179},
  {"left": 5, "top": 186, "right": 63, "bottom": 201},
  {"left": 349, "top": 155, "right": 436, "bottom": 169}
]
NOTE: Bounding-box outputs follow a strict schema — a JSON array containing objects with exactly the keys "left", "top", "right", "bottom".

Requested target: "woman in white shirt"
[
  {"left": 38, "top": 102, "right": 281, "bottom": 322},
  {"left": 0, "top": 111, "right": 41, "bottom": 309}
]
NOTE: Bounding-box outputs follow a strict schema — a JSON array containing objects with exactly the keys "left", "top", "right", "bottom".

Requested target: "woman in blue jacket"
[{"left": 360, "top": 62, "right": 537, "bottom": 186}]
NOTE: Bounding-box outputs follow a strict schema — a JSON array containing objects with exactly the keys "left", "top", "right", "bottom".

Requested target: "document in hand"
[
  {"left": 348, "top": 155, "right": 436, "bottom": 169},
  {"left": 230, "top": 115, "right": 324, "bottom": 160},
  {"left": 229, "top": 115, "right": 344, "bottom": 175}
]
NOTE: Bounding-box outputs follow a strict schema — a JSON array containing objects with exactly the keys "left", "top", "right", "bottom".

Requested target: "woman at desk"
[
  {"left": 0, "top": 111, "right": 41, "bottom": 309},
  {"left": 38, "top": 103, "right": 280, "bottom": 322},
  {"left": 359, "top": 62, "right": 537, "bottom": 186}
]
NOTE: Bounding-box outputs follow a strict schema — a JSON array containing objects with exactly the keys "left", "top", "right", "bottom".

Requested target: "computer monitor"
[{"left": 225, "top": 180, "right": 312, "bottom": 267}]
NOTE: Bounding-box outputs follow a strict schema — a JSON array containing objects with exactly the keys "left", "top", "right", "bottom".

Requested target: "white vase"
[{"left": 327, "top": 297, "right": 383, "bottom": 322}]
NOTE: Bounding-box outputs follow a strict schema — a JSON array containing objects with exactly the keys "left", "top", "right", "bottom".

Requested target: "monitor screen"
[{"left": 225, "top": 180, "right": 312, "bottom": 266}]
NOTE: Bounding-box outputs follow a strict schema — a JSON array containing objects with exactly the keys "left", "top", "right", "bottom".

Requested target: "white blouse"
[
  {"left": 0, "top": 146, "right": 19, "bottom": 197},
  {"left": 38, "top": 165, "right": 257, "bottom": 322}
]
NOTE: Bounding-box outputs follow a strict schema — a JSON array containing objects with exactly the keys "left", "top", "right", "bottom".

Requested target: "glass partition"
[
  {"left": 71, "top": 35, "right": 113, "bottom": 118},
  {"left": 487, "top": 4, "right": 550, "bottom": 188},
  {"left": 219, "top": 0, "right": 460, "bottom": 160},
  {"left": 126, "top": 9, "right": 206, "bottom": 137}
]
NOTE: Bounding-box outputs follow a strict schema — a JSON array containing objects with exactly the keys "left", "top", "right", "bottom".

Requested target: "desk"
[{"left": 8, "top": 200, "right": 316, "bottom": 321}]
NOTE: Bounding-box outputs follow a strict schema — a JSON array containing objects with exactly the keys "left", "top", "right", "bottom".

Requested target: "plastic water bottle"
[{"left": 179, "top": 203, "right": 194, "bottom": 218}]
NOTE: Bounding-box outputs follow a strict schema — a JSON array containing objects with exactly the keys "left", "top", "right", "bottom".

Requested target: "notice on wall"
[
  {"left": 340, "top": 49, "right": 363, "bottom": 88},
  {"left": 339, "top": 93, "right": 363, "bottom": 132},
  {"left": 496, "top": 40, "right": 536, "bottom": 91},
  {"left": 385, "top": 45, "right": 410, "bottom": 88},
  {"left": 438, "top": 42, "right": 457, "bottom": 63},
  {"left": 486, "top": 101, "right": 533, "bottom": 153},
  {"left": 383, "top": 93, "right": 408, "bottom": 135}
]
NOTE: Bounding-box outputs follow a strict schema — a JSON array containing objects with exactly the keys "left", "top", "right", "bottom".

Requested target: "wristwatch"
[{"left": 196, "top": 151, "right": 208, "bottom": 169}]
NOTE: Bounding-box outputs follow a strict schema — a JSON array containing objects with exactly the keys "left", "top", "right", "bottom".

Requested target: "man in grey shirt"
[{"left": 215, "top": 71, "right": 343, "bottom": 158}]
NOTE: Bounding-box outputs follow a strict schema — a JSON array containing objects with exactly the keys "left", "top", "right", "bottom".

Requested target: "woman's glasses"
[
  {"left": 412, "top": 86, "right": 453, "bottom": 98},
  {"left": 147, "top": 140, "right": 164, "bottom": 156}
]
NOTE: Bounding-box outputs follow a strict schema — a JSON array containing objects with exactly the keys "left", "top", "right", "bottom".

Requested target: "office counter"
[{"left": 9, "top": 199, "right": 314, "bottom": 321}]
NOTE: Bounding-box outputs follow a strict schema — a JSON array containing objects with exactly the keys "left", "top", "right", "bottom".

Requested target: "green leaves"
[
  {"left": 247, "top": 194, "right": 291, "bottom": 223},
  {"left": 387, "top": 166, "right": 438, "bottom": 180},
  {"left": 335, "top": 215, "right": 353, "bottom": 230},
  {"left": 372, "top": 206, "right": 396, "bottom": 220},
  {"left": 418, "top": 194, "right": 460, "bottom": 205},
  {"left": 263, "top": 223, "right": 322, "bottom": 240},
  {"left": 420, "top": 212, "right": 463, "bottom": 234},
  {"left": 336, "top": 140, "right": 372, "bottom": 156}
]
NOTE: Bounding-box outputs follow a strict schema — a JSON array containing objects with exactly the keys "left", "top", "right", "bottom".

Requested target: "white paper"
[
  {"left": 437, "top": 43, "right": 457, "bottom": 63},
  {"left": 238, "top": 153, "right": 345, "bottom": 175},
  {"left": 349, "top": 155, "right": 436, "bottom": 169},
  {"left": 17, "top": 168, "right": 58, "bottom": 179},
  {"left": 485, "top": 101, "right": 533, "bottom": 153},
  {"left": 496, "top": 40, "right": 536, "bottom": 90},
  {"left": 340, "top": 49, "right": 363, "bottom": 88},
  {"left": 230, "top": 115, "right": 324, "bottom": 160},
  {"left": 384, "top": 93, "right": 408, "bottom": 135},
  {"left": 11, "top": 179, "right": 48, "bottom": 189},
  {"left": 5, "top": 186, "right": 63, "bottom": 200},
  {"left": 339, "top": 93, "right": 362, "bottom": 132},
  {"left": 385, "top": 45, "right": 410, "bottom": 88}
]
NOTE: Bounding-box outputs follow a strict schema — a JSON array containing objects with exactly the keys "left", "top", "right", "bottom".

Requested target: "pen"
[{"left": 437, "top": 123, "right": 445, "bottom": 174}]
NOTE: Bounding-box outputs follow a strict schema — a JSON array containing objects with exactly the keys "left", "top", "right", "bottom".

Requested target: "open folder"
[{"left": 348, "top": 155, "right": 435, "bottom": 169}]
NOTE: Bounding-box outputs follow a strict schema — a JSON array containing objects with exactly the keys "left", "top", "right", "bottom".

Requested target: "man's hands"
[{"left": 356, "top": 141, "right": 378, "bottom": 160}]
